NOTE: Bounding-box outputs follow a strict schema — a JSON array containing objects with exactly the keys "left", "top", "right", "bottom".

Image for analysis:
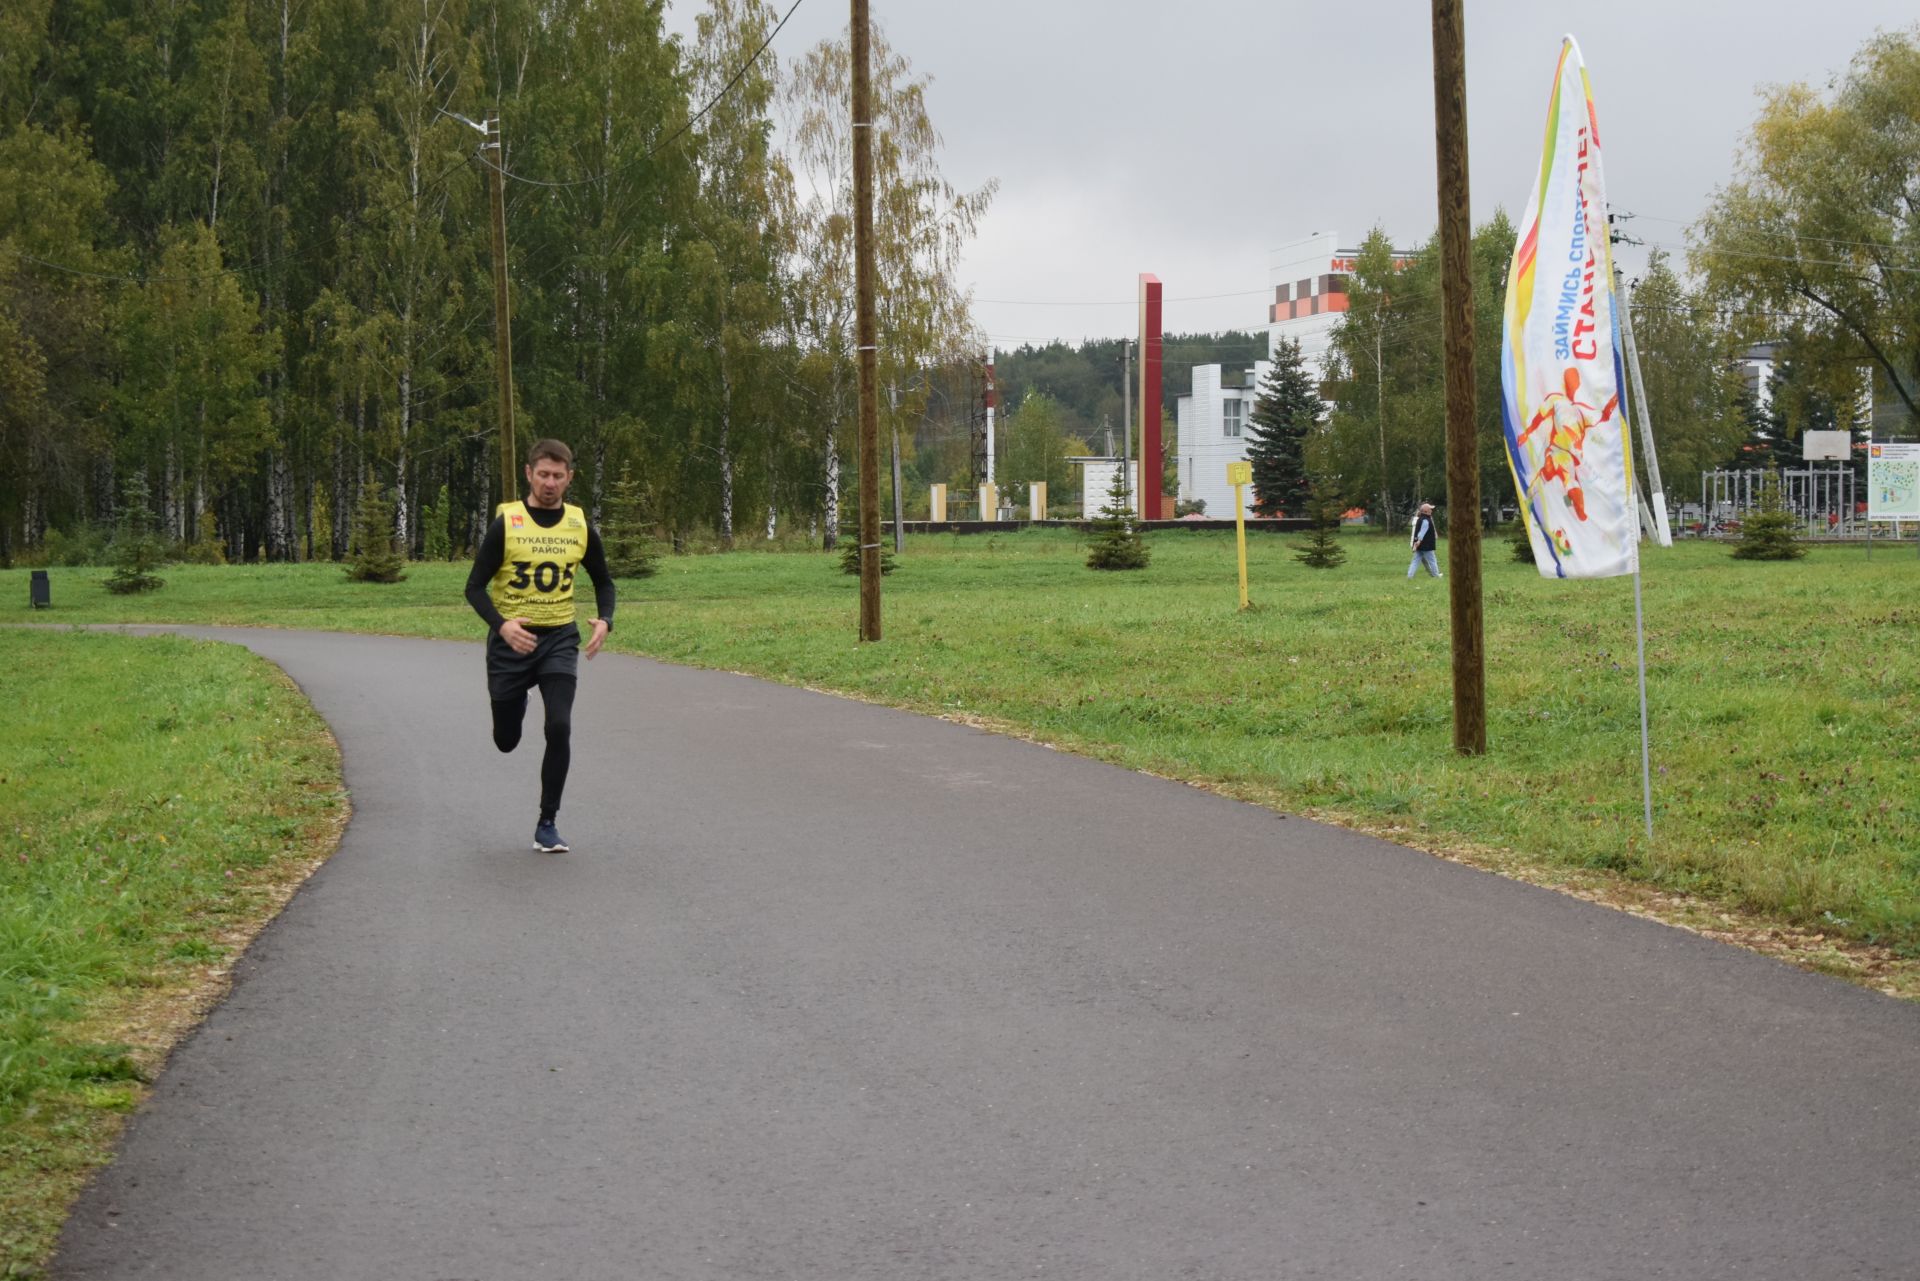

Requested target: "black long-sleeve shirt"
[{"left": 464, "top": 505, "right": 617, "bottom": 633}]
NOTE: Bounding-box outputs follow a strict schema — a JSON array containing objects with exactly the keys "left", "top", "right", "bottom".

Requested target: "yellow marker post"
[{"left": 1227, "top": 461, "right": 1252, "bottom": 609}]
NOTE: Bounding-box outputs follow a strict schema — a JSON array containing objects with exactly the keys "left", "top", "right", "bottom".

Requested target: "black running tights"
[{"left": 491, "top": 674, "right": 576, "bottom": 823}]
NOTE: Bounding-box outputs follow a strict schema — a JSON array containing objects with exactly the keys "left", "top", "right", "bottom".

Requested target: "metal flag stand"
[{"left": 1617, "top": 236, "right": 1657, "bottom": 843}]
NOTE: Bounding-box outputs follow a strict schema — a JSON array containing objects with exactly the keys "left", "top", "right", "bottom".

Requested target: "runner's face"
[{"left": 525, "top": 459, "right": 571, "bottom": 508}]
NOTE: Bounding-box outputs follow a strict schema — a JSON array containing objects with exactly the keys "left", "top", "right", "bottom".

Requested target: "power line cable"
[
  {"left": 1645, "top": 238, "right": 1920, "bottom": 275},
  {"left": 1631, "top": 211, "right": 1920, "bottom": 258},
  {"left": 976, "top": 287, "right": 1271, "bottom": 307}
]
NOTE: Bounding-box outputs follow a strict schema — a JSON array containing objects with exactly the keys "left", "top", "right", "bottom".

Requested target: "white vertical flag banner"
[
  {"left": 1501, "top": 36, "right": 1638, "bottom": 580},
  {"left": 1503, "top": 35, "right": 1658, "bottom": 843}
]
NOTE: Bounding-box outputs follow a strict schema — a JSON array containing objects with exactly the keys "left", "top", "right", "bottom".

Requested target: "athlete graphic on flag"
[{"left": 1518, "top": 365, "right": 1619, "bottom": 534}]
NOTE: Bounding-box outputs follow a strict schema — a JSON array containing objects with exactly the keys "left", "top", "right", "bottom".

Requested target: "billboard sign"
[{"left": 1867, "top": 442, "right": 1920, "bottom": 519}]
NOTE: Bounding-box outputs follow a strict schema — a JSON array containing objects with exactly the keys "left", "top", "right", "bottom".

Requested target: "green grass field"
[
  {"left": 6, "top": 528, "right": 1919, "bottom": 963},
  {"left": 2, "top": 528, "right": 1916, "bottom": 1270},
  {"left": 0, "top": 632, "right": 342, "bottom": 1277}
]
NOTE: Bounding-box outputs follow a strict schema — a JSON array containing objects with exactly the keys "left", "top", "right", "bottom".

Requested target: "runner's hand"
[
  {"left": 500, "top": 617, "right": 537, "bottom": 655},
  {"left": 584, "top": 618, "right": 609, "bottom": 659}
]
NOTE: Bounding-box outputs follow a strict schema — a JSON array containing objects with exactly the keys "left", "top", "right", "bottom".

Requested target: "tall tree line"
[{"left": 0, "top": 0, "right": 989, "bottom": 564}]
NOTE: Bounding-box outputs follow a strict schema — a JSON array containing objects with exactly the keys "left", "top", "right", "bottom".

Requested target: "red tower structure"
[{"left": 1137, "top": 274, "right": 1163, "bottom": 519}]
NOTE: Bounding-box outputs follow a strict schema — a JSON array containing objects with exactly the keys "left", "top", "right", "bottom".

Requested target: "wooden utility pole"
[
  {"left": 1375, "top": 308, "right": 1390, "bottom": 530},
  {"left": 851, "top": 0, "right": 881, "bottom": 641},
  {"left": 1121, "top": 339, "right": 1132, "bottom": 513},
  {"left": 1431, "top": 0, "right": 1487, "bottom": 755},
  {"left": 485, "top": 116, "right": 516, "bottom": 506}
]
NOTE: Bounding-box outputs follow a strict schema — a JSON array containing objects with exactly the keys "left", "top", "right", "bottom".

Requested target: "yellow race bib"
[{"left": 488, "top": 501, "right": 589, "bottom": 628}]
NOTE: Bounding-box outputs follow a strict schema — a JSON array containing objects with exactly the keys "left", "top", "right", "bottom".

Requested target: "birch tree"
[
  {"left": 780, "top": 25, "right": 994, "bottom": 549},
  {"left": 1693, "top": 27, "right": 1920, "bottom": 428},
  {"left": 0, "top": 126, "right": 120, "bottom": 555},
  {"left": 112, "top": 225, "right": 279, "bottom": 547},
  {"left": 1627, "top": 250, "right": 1746, "bottom": 501},
  {"left": 506, "top": 0, "right": 692, "bottom": 527},
  {"left": 336, "top": 0, "right": 484, "bottom": 550},
  {"left": 680, "top": 0, "right": 792, "bottom": 549}
]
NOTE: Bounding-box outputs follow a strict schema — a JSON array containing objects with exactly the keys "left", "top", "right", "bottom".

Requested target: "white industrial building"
[
  {"left": 1264, "top": 231, "right": 1359, "bottom": 381},
  {"left": 1169, "top": 232, "right": 1430, "bottom": 518},
  {"left": 1175, "top": 362, "right": 1269, "bottom": 518}
]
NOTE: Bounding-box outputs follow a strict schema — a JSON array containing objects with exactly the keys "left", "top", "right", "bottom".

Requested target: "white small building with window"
[{"left": 1176, "top": 360, "right": 1270, "bottom": 517}]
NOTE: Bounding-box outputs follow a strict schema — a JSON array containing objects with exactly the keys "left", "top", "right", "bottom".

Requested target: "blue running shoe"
[{"left": 533, "top": 820, "right": 569, "bottom": 853}]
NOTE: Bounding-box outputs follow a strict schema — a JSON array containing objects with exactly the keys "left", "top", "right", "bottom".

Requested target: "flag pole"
[{"left": 1633, "top": 563, "right": 1654, "bottom": 842}]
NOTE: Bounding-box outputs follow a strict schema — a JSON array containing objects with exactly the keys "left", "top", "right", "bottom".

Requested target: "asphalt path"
[{"left": 52, "top": 627, "right": 1920, "bottom": 1280}]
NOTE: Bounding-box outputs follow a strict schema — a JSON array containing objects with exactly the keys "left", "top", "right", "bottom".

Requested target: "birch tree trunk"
[
  {"left": 21, "top": 474, "right": 40, "bottom": 549},
  {"left": 822, "top": 429, "right": 840, "bottom": 552},
  {"left": 331, "top": 420, "right": 349, "bottom": 560},
  {"left": 163, "top": 441, "right": 181, "bottom": 543},
  {"left": 396, "top": 364, "right": 412, "bottom": 550},
  {"left": 470, "top": 439, "right": 488, "bottom": 550},
  {"left": 267, "top": 448, "right": 292, "bottom": 559},
  {"left": 591, "top": 437, "right": 607, "bottom": 522},
  {"left": 94, "top": 447, "right": 116, "bottom": 527},
  {"left": 191, "top": 401, "right": 209, "bottom": 543}
]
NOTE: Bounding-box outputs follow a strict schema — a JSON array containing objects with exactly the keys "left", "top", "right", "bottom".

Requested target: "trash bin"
[{"left": 30, "top": 569, "right": 50, "bottom": 609}]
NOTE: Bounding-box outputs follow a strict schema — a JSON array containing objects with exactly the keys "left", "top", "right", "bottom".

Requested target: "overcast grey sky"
[{"left": 666, "top": 1, "right": 1917, "bottom": 350}]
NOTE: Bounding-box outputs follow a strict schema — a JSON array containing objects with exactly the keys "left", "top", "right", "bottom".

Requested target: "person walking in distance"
[
  {"left": 465, "top": 439, "right": 617, "bottom": 852},
  {"left": 1407, "top": 501, "right": 1442, "bottom": 579}
]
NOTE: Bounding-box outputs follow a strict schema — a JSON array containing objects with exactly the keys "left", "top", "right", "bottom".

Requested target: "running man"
[{"left": 464, "top": 439, "right": 617, "bottom": 852}]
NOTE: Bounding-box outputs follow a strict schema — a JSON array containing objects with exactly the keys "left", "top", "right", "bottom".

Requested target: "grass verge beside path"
[
  {"left": 6, "top": 530, "right": 1917, "bottom": 993},
  {"left": 0, "top": 631, "right": 345, "bottom": 1278}
]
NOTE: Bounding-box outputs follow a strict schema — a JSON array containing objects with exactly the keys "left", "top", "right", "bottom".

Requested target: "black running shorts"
[{"left": 485, "top": 624, "right": 580, "bottom": 701}]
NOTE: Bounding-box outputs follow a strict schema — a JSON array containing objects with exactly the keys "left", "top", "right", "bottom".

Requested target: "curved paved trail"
[{"left": 54, "top": 628, "right": 1919, "bottom": 1280}]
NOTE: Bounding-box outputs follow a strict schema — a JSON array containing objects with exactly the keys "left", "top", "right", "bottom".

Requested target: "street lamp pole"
[
  {"left": 442, "top": 107, "right": 517, "bottom": 509},
  {"left": 485, "top": 116, "right": 516, "bottom": 507}
]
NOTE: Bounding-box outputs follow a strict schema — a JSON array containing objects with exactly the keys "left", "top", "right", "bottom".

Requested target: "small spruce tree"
[
  {"left": 105, "top": 472, "right": 168, "bottom": 594},
  {"left": 1731, "top": 469, "right": 1805, "bottom": 561},
  {"left": 1509, "top": 519, "right": 1537, "bottom": 564},
  {"left": 1246, "top": 336, "right": 1320, "bottom": 517},
  {"left": 839, "top": 539, "right": 898, "bottom": 575},
  {"left": 344, "top": 477, "right": 408, "bottom": 583},
  {"left": 1291, "top": 474, "right": 1348, "bottom": 569},
  {"left": 179, "top": 508, "right": 227, "bottom": 565},
  {"left": 421, "top": 483, "right": 453, "bottom": 561},
  {"left": 1086, "top": 463, "right": 1149, "bottom": 570},
  {"left": 600, "top": 465, "right": 660, "bottom": 578}
]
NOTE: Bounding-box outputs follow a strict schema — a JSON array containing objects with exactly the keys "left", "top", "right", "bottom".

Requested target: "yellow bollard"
[
  {"left": 930, "top": 483, "right": 947, "bottom": 522},
  {"left": 979, "top": 483, "right": 998, "bottom": 522},
  {"left": 1227, "top": 461, "right": 1252, "bottom": 610}
]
